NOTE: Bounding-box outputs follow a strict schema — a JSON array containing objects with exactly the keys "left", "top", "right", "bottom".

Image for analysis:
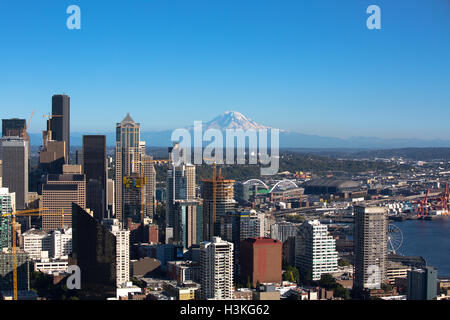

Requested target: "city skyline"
[{"left": 0, "top": 1, "right": 449, "bottom": 140}]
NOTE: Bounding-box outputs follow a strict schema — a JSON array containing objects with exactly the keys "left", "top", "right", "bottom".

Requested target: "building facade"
[
  {"left": 50, "top": 94, "right": 70, "bottom": 162},
  {"left": 407, "top": 266, "right": 438, "bottom": 300},
  {"left": 353, "top": 206, "right": 388, "bottom": 294},
  {"left": 240, "top": 237, "right": 282, "bottom": 287},
  {"left": 41, "top": 167, "right": 86, "bottom": 231},
  {"left": 199, "top": 237, "right": 234, "bottom": 300},
  {"left": 82, "top": 135, "right": 107, "bottom": 221},
  {"left": 201, "top": 175, "right": 236, "bottom": 241},
  {"left": 1, "top": 137, "right": 28, "bottom": 210},
  {"left": 295, "top": 220, "right": 338, "bottom": 281}
]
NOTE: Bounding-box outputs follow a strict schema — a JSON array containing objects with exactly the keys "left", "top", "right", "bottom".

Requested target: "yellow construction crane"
[
  {"left": 21, "top": 109, "right": 35, "bottom": 139},
  {"left": 1, "top": 208, "right": 69, "bottom": 300},
  {"left": 42, "top": 113, "right": 63, "bottom": 140},
  {"left": 131, "top": 159, "right": 154, "bottom": 222}
]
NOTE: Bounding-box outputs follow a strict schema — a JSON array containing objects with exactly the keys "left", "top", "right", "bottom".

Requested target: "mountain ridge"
[{"left": 27, "top": 111, "right": 450, "bottom": 148}]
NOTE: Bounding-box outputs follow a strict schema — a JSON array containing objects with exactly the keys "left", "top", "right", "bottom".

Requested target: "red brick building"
[{"left": 240, "top": 237, "right": 282, "bottom": 287}]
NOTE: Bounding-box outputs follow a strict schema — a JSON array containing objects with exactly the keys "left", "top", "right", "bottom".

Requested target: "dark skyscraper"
[
  {"left": 71, "top": 203, "right": 116, "bottom": 299},
  {"left": 50, "top": 94, "right": 70, "bottom": 162},
  {"left": 1, "top": 137, "right": 29, "bottom": 209},
  {"left": 2, "top": 118, "right": 26, "bottom": 137},
  {"left": 82, "top": 135, "right": 107, "bottom": 221}
]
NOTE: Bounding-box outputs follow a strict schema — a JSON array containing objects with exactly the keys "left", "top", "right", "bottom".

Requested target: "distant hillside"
[{"left": 350, "top": 148, "right": 450, "bottom": 161}]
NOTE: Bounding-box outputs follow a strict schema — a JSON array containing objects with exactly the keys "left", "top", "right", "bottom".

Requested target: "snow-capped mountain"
[{"left": 192, "top": 111, "right": 276, "bottom": 131}]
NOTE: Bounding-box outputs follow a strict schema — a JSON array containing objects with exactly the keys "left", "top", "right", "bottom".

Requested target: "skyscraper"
[
  {"left": 173, "top": 199, "right": 202, "bottom": 249},
  {"left": 200, "top": 237, "right": 234, "bottom": 300},
  {"left": 50, "top": 94, "right": 70, "bottom": 162},
  {"left": 115, "top": 114, "right": 141, "bottom": 223},
  {"left": 71, "top": 203, "right": 116, "bottom": 298},
  {"left": 142, "top": 154, "right": 156, "bottom": 218},
  {"left": 166, "top": 162, "right": 196, "bottom": 233},
  {"left": 201, "top": 173, "right": 236, "bottom": 241},
  {"left": 41, "top": 165, "right": 86, "bottom": 231},
  {"left": 1, "top": 137, "right": 28, "bottom": 210},
  {"left": 353, "top": 205, "right": 388, "bottom": 296},
  {"left": 103, "top": 218, "right": 130, "bottom": 287},
  {"left": 295, "top": 220, "right": 338, "bottom": 281},
  {"left": 82, "top": 135, "right": 107, "bottom": 221}
]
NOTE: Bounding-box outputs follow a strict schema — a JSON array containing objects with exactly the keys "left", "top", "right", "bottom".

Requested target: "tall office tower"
[
  {"left": 0, "top": 250, "right": 30, "bottom": 292},
  {"left": 82, "top": 135, "right": 107, "bottom": 221},
  {"left": 0, "top": 188, "right": 15, "bottom": 250},
  {"left": 173, "top": 199, "right": 202, "bottom": 249},
  {"left": 50, "top": 94, "right": 70, "bottom": 162},
  {"left": 199, "top": 236, "right": 234, "bottom": 300},
  {"left": 407, "top": 266, "right": 438, "bottom": 300},
  {"left": 201, "top": 173, "right": 236, "bottom": 241},
  {"left": 295, "top": 220, "right": 338, "bottom": 281},
  {"left": 142, "top": 154, "right": 156, "bottom": 218},
  {"left": 353, "top": 205, "right": 388, "bottom": 295},
  {"left": 115, "top": 114, "right": 142, "bottom": 223},
  {"left": 103, "top": 218, "right": 130, "bottom": 287},
  {"left": 71, "top": 203, "right": 116, "bottom": 298},
  {"left": 240, "top": 237, "right": 282, "bottom": 287},
  {"left": 166, "top": 153, "right": 196, "bottom": 231},
  {"left": 1, "top": 137, "right": 28, "bottom": 210},
  {"left": 41, "top": 165, "right": 86, "bottom": 231}
]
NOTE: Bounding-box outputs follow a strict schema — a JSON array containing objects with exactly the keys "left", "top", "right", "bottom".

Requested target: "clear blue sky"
[{"left": 0, "top": 0, "right": 449, "bottom": 139}]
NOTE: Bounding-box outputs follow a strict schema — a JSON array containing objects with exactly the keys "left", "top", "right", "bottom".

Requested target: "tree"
[
  {"left": 338, "top": 259, "right": 350, "bottom": 267},
  {"left": 334, "top": 284, "right": 350, "bottom": 300},
  {"left": 283, "top": 265, "right": 300, "bottom": 283},
  {"left": 319, "top": 274, "right": 336, "bottom": 290}
]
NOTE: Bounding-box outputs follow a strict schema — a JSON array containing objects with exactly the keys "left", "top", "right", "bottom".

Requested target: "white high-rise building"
[
  {"left": 295, "top": 220, "right": 338, "bottom": 281},
  {"left": 200, "top": 236, "right": 234, "bottom": 300},
  {"left": 103, "top": 218, "right": 130, "bottom": 287}
]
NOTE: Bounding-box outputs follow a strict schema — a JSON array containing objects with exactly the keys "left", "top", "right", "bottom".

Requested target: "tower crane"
[
  {"left": 1, "top": 208, "right": 70, "bottom": 300},
  {"left": 42, "top": 113, "right": 63, "bottom": 140}
]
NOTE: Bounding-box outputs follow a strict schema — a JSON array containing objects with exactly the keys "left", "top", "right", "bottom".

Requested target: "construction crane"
[
  {"left": 42, "top": 113, "right": 63, "bottom": 140},
  {"left": 131, "top": 158, "right": 155, "bottom": 222},
  {"left": 21, "top": 109, "right": 35, "bottom": 139},
  {"left": 0, "top": 207, "right": 67, "bottom": 300}
]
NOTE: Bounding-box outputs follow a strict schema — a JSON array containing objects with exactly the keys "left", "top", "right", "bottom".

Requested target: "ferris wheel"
[{"left": 387, "top": 224, "right": 403, "bottom": 254}]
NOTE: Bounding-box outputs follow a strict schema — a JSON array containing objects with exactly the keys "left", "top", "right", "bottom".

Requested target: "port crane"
[{"left": 415, "top": 182, "right": 449, "bottom": 218}]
